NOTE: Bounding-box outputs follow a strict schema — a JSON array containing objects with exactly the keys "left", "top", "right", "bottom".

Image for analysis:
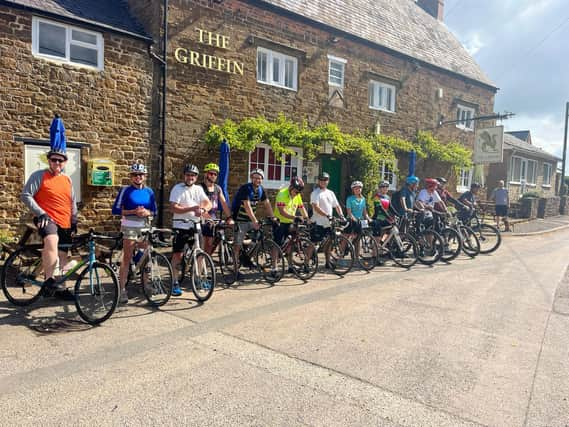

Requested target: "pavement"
[
  {"left": 1, "top": 229, "right": 569, "bottom": 426},
  {"left": 508, "top": 215, "right": 569, "bottom": 235}
]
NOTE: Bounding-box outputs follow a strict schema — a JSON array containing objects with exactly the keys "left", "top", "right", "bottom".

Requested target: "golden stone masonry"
[{"left": 174, "top": 28, "right": 244, "bottom": 75}]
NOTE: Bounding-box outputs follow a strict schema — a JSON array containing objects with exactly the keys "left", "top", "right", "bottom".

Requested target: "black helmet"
[
  {"left": 290, "top": 176, "right": 305, "bottom": 191},
  {"left": 471, "top": 182, "right": 481, "bottom": 189},
  {"left": 318, "top": 171, "right": 330, "bottom": 181},
  {"left": 436, "top": 177, "right": 447, "bottom": 185},
  {"left": 184, "top": 164, "right": 199, "bottom": 175}
]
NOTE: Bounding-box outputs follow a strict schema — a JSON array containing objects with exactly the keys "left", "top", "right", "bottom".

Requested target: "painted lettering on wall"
[{"left": 174, "top": 28, "right": 244, "bottom": 76}]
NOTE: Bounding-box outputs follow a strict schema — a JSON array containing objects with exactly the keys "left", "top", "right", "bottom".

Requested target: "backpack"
[{"left": 231, "top": 183, "right": 264, "bottom": 217}]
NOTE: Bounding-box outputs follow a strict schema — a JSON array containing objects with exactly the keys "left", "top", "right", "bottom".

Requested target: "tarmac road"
[{"left": 1, "top": 229, "right": 568, "bottom": 426}]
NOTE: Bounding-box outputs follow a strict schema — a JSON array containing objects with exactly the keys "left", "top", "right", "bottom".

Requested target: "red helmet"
[{"left": 425, "top": 178, "right": 439, "bottom": 188}]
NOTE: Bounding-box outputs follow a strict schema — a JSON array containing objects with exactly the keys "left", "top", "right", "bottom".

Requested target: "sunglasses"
[
  {"left": 207, "top": 171, "right": 218, "bottom": 176},
  {"left": 185, "top": 173, "right": 198, "bottom": 177},
  {"left": 131, "top": 173, "right": 145, "bottom": 178},
  {"left": 49, "top": 158, "right": 66, "bottom": 163}
]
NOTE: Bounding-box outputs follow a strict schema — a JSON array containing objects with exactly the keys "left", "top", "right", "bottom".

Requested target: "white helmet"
[
  {"left": 351, "top": 180, "right": 363, "bottom": 189},
  {"left": 250, "top": 168, "right": 265, "bottom": 179},
  {"left": 130, "top": 162, "right": 147, "bottom": 174}
]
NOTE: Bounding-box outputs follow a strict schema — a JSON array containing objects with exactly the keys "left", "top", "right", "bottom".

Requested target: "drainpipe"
[{"left": 158, "top": 0, "right": 168, "bottom": 227}]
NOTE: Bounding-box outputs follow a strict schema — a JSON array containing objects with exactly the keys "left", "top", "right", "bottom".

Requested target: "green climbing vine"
[{"left": 203, "top": 114, "right": 472, "bottom": 191}]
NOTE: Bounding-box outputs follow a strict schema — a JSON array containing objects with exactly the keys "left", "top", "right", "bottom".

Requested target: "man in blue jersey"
[{"left": 112, "top": 162, "right": 157, "bottom": 304}]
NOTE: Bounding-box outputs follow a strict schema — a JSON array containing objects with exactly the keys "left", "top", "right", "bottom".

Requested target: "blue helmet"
[{"left": 406, "top": 175, "right": 419, "bottom": 185}]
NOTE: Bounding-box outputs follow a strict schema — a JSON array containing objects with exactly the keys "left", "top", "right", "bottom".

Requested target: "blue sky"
[{"left": 444, "top": 0, "right": 569, "bottom": 158}]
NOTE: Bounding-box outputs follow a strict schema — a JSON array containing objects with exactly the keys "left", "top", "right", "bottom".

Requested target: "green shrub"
[{"left": 521, "top": 191, "right": 541, "bottom": 199}]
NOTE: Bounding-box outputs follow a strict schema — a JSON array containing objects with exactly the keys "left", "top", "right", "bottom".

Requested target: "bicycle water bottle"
[{"left": 133, "top": 248, "right": 144, "bottom": 264}]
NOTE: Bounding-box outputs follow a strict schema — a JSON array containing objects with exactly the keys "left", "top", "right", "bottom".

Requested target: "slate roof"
[
  {"left": 258, "top": 0, "right": 496, "bottom": 89},
  {"left": 503, "top": 133, "right": 560, "bottom": 162},
  {"left": 1, "top": 0, "right": 150, "bottom": 40},
  {"left": 506, "top": 130, "right": 531, "bottom": 143}
]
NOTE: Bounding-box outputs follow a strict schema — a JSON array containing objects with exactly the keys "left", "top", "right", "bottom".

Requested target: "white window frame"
[
  {"left": 510, "top": 156, "right": 523, "bottom": 184},
  {"left": 526, "top": 159, "right": 537, "bottom": 185},
  {"left": 248, "top": 144, "right": 303, "bottom": 190},
  {"left": 256, "top": 47, "right": 298, "bottom": 91},
  {"left": 379, "top": 160, "right": 398, "bottom": 191},
  {"left": 543, "top": 162, "right": 552, "bottom": 186},
  {"left": 327, "top": 55, "right": 346, "bottom": 88},
  {"left": 32, "top": 16, "right": 104, "bottom": 71},
  {"left": 369, "top": 80, "right": 396, "bottom": 113},
  {"left": 457, "top": 167, "right": 473, "bottom": 192},
  {"left": 456, "top": 104, "right": 475, "bottom": 131}
]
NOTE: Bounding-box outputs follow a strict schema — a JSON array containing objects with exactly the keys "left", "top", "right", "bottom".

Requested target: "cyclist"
[
  {"left": 345, "top": 180, "right": 371, "bottom": 239},
  {"left": 169, "top": 164, "right": 212, "bottom": 297},
  {"left": 112, "top": 161, "right": 157, "bottom": 304},
  {"left": 371, "top": 181, "right": 393, "bottom": 243},
  {"left": 232, "top": 169, "right": 273, "bottom": 280},
  {"left": 435, "top": 177, "right": 465, "bottom": 211},
  {"left": 416, "top": 178, "right": 443, "bottom": 229},
  {"left": 200, "top": 162, "right": 233, "bottom": 255},
  {"left": 392, "top": 175, "right": 419, "bottom": 216},
  {"left": 458, "top": 182, "right": 481, "bottom": 224},
  {"left": 310, "top": 172, "right": 344, "bottom": 244},
  {"left": 21, "top": 142, "right": 77, "bottom": 296},
  {"left": 273, "top": 176, "right": 309, "bottom": 246}
]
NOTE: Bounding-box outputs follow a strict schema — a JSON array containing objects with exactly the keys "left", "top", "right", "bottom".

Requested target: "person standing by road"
[
  {"left": 112, "top": 161, "right": 157, "bottom": 304},
  {"left": 21, "top": 143, "right": 77, "bottom": 296},
  {"left": 309, "top": 172, "right": 344, "bottom": 243},
  {"left": 490, "top": 180, "right": 510, "bottom": 231}
]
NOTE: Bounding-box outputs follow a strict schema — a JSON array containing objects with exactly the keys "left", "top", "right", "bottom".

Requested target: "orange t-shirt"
[{"left": 33, "top": 171, "right": 73, "bottom": 228}]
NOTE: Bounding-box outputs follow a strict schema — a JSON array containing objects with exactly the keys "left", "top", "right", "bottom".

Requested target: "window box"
[
  {"left": 248, "top": 144, "right": 303, "bottom": 189},
  {"left": 369, "top": 80, "right": 396, "bottom": 113},
  {"left": 257, "top": 47, "right": 298, "bottom": 91},
  {"left": 32, "top": 17, "right": 104, "bottom": 70}
]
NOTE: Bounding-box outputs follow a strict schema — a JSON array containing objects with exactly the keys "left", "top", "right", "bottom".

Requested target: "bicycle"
[
  {"left": 305, "top": 217, "right": 355, "bottom": 276},
  {"left": 279, "top": 218, "right": 318, "bottom": 281},
  {"left": 446, "top": 213, "right": 481, "bottom": 257},
  {"left": 234, "top": 218, "right": 285, "bottom": 284},
  {"left": 347, "top": 219, "right": 379, "bottom": 271},
  {"left": 373, "top": 217, "right": 419, "bottom": 268},
  {"left": 399, "top": 212, "right": 444, "bottom": 265},
  {"left": 108, "top": 225, "right": 174, "bottom": 307},
  {"left": 174, "top": 218, "right": 216, "bottom": 302},
  {"left": 465, "top": 209, "right": 502, "bottom": 254},
  {"left": 433, "top": 213, "right": 462, "bottom": 262},
  {"left": 1, "top": 225, "right": 120, "bottom": 325},
  {"left": 209, "top": 219, "right": 238, "bottom": 286}
]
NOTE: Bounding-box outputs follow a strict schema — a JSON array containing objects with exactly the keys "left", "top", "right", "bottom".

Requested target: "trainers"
[
  {"left": 43, "top": 277, "right": 65, "bottom": 291},
  {"left": 201, "top": 279, "right": 212, "bottom": 290},
  {"left": 172, "top": 283, "right": 183, "bottom": 296},
  {"left": 119, "top": 290, "right": 128, "bottom": 304}
]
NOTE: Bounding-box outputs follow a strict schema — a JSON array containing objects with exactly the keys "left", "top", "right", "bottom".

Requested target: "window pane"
[
  {"left": 38, "top": 21, "right": 66, "bottom": 58},
  {"left": 72, "top": 29, "right": 97, "bottom": 45},
  {"left": 70, "top": 44, "right": 98, "bottom": 67},
  {"left": 386, "top": 88, "right": 392, "bottom": 111},
  {"left": 272, "top": 57, "right": 280, "bottom": 83},
  {"left": 284, "top": 59, "right": 294, "bottom": 88},
  {"left": 257, "top": 51, "right": 267, "bottom": 82},
  {"left": 329, "top": 61, "right": 343, "bottom": 85}
]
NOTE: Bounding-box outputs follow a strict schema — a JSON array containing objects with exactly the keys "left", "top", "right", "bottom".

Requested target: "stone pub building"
[{"left": 0, "top": 0, "right": 497, "bottom": 232}]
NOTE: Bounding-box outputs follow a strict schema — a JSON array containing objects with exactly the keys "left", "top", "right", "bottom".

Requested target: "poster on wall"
[
  {"left": 474, "top": 125, "right": 504, "bottom": 163},
  {"left": 24, "top": 144, "right": 82, "bottom": 202},
  {"left": 302, "top": 161, "right": 320, "bottom": 184}
]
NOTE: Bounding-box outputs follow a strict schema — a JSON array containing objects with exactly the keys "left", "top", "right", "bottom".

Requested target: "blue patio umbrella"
[
  {"left": 48, "top": 113, "right": 68, "bottom": 159},
  {"left": 408, "top": 150, "right": 416, "bottom": 177},
  {"left": 218, "top": 138, "right": 230, "bottom": 208}
]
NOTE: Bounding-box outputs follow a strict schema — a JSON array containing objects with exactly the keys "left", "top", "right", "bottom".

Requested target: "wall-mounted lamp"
[
  {"left": 247, "top": 35, "right": 254, "bottom": 45},
  {"left": 328, "top": 36, "right": 339, "bottom": 44},
  {"left": 436, "top": 88, "right": 443, "bottom": 99},
  {"left": 374, "top": 119, "right": 381, "bottom": 135}
]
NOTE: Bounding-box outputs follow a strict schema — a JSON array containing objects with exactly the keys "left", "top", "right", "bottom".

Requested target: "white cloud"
[
  {"left": 463, "top": 32, "right": 485, "bottom": 56},
  {"left": 502, "top": 113, "right": 565, "bottom": 158}
]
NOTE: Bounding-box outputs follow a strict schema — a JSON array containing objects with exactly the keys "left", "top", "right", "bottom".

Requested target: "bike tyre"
[
  {"left": 356, "top": 232, "right": 379, "bottom": 271},
  {"left": 474, "top": 223, "right": 501, "bottom": 254},
  {"left": 218, "top": 243, "right": 237, "bottom": 286},
  {"left": 440, "top": 228, "right": 462, "bottom": 262},
  {"left": 389, "top": 233, "right": 419, "bottom": 268},
  {"left": 190, "top": 250, "right": 216, "bottom": 302},
  {"left": 141, "top": 251, "right": 173, "bottom": 307},
  {"left": 415, "top": 229, "right": 444, "bottom": 265},
  {"left": 288, "top": 237, "right": 318, "bottom": 281},
  {"left": 1, "top": 247, "right": 43, "bottom": 306},
  {"left": 74, "top": 262, "right": 119, "bottom": 325},
  {"left": 326, "top": 234, "right": 355, "bottom": 276},
  {"left": 256, "top": 239, "right": 285, "bottom": 284},
  {"left": 460, "top": 226, "right": 480, "bottom": 257}
]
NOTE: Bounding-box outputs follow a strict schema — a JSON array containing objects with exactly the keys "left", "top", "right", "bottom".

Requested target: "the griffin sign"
[{"left": 474, "top": 125, "right": 504, "bottom": 163}]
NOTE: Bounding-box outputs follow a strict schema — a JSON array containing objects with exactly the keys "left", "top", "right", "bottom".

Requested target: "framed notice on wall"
[
  {"left": 24, "top": 144, "right": 82, "bottom": 202},
  {"left": 303, "top": 161, "right": 320, "bottom": 184}
]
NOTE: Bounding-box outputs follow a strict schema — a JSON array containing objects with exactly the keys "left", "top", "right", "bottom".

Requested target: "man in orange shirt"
[{"left": 21, "top": 146, "right": 77, "bottom": 292}]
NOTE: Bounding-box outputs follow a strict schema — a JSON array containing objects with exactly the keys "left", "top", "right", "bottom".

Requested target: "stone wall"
[
  {"left": 537, "top": 196, "right": 560, "bottom": 218},
  {"left": 0, "top": 5, "right": 154, "bottom": 233},
  {"left": 560, "top": 196, "right": 569, "bottom": 215}
]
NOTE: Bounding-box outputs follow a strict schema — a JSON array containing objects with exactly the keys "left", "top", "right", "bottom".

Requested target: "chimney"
[{"left": 417, "top": 0, "right": 445, "bottom": 21}]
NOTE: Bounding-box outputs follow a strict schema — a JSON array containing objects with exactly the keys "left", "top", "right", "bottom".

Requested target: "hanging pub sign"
[
  {"left": 174, "top": 28, "right": 244, "bottom": 75},
  {"left": 473, "top": 125, "right": 504, "bottom": 164}
]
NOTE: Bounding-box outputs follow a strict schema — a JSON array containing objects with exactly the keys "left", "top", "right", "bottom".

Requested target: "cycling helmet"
[
  {"left": 318, "top": 172, "right": 330, "bottom": 180},
  {"left": 130, "top": 161, "right": 147, "bottom": 174},
  {"left": 436, "top": 177, "right": 447, "bottom": 185},
  {"left": 290, "top": 176, "right": 305, "bottom": 191},
  {"left": 471, "top": 182, "right": 481, "bottom": 189},
  {"left": 203, "top": 163, "right": 220, "bottom": 173},
  {"left": 183, "top": 164, "right": 199, "bottom": 175},
  {"left": 425, "top": 178, "right": 439, "bottom": 188},
  {"left": 351, "top": 180, "right": 363, "bottom": 189},
  {"left": 406, "top": 175, "right": 419, "bottom": 185},
  {"left": 250, "top": 168, "right": 265, "bottom": 179},
  {"left": 378, "top": 180, "right": 390, "bottom": 188}
]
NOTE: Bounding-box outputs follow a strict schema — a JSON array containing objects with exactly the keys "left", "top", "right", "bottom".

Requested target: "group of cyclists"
[{"left": 19, "top": 141, "right": 489, "bottom": 307}]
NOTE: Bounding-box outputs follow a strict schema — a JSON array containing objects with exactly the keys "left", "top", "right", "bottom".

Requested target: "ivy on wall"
[{"left": 203, "top": 114, "right": 472, "bottom": 191}]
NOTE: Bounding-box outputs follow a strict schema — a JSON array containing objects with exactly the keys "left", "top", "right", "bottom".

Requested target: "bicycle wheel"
[
  {"left": 415, "top": 230, "right": 444, "bottom": 265},
  {"left": 74, "top": 262, "right": 119, "bottom": 325},
  {"left": 141, "top": 251, "right": 173, "bottom": 307},
  {"left": 474, "top": 224, "right": 501, "bottom": 254},
  {"left": 356, "top": 232, "right": 379, "bottom": 271},
  {"left": 256, "top": 239, "right": 285, "bottom": 283},
  {"left": 1, "top": 247, "right": 44, "bottom": 306},
  {"left": 440, "top": 228, "right": 462, "bottom": 262},
  {"left": 218, "top": 242, "right": 237, "bottom": 286},
  {"left": 191, "top": 250, "right": 216, "bottom": 302},
  {"left": 326, "top": 234, "right": 355, "bottom": 276},
  {"left": 460, "top": 226, "right": 480, "bottom": 257},
  {"left": 389, "top": 233, "right": 419, "bottom": 268},
  {"left": 288, "top": 237, "right": 318, "bottom": 281}
]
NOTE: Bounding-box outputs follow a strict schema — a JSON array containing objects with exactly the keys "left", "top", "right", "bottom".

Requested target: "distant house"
[{"left": 486, "top": 131, "right": 560, "bottom": 199}]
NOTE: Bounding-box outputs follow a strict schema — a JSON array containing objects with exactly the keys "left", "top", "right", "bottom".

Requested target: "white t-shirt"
[
  {"left": 169, "top": 183, "right": 209, "bottom": 230},
  {"left": 417, "top": 189, "right": 442, "bottom": 217},
  {"left": 310, "top": 187, "right": 339, "bottom": 227}
]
